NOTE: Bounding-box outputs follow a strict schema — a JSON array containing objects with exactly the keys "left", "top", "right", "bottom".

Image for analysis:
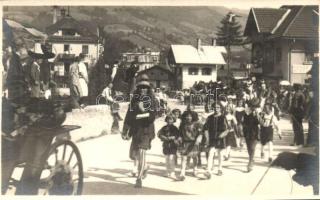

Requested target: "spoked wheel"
[{"left": 38, "top": 140, "right": 83, "bottom": 195}]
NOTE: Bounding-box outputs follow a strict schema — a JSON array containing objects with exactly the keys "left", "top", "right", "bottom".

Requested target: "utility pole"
[{"left": 226, "top": 22, "right": 231, "bottom": 80}]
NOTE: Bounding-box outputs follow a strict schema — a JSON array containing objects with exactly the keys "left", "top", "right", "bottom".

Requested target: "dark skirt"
[
  {"left": 226, "top": 131, "right": 238, "bottom": 147},
  {"left": 129, "top": 134, "right": 152, "bottom": 160},
  {"left": 179, "top": 141, "right": 200, "bottom": 157},
  {"left": 260, "top": 126, "right": 273, "bottom": 145},
  {"left": 162, "top": 141, "right": 178, "bottom": 155},
  {"left": 209, "top": 138, "right": 226, "bottom": 149}
]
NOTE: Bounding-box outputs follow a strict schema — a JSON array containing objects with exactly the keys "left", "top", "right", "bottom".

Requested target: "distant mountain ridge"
[{"left": 4, "top": 6, "right": 249, "bottom": 50}]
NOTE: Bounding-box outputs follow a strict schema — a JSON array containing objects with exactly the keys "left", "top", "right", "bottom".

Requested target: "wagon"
[{"left": 2, "top": 103, "right": 84, "bottom": 195}]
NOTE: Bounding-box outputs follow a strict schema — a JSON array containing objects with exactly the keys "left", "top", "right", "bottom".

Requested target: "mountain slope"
[{"left": 4, "top": 6, "right": 249, "bottom": 50}]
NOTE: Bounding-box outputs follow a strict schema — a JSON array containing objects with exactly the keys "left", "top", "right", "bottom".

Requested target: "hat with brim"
[
  {"left": 136, "top": 74, "right": 151, "bottom": 88},
  {"left": 136, "top": 81, "right": 150, "bottom": 87},
  {"left": 28, "top": 50, "right": 45, "bottom": 59},
  {"left": 28, "top": 44, "right": 56, "bottom": 59}
]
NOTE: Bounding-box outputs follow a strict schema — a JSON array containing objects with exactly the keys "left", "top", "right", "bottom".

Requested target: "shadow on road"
[
  {"left": 83, "top": 181, "right": 189, "bottom": 195},
  {"left": 272, "top": 152, "right": 319, "bottom": 195},
  {"left": 83, "top": 169, "right": 189, "bottom": 195}
]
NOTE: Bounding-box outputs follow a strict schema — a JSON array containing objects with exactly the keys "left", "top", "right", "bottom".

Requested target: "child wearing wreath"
[{"left": 177, "top": 110, "right": 204, "bottom": 181}]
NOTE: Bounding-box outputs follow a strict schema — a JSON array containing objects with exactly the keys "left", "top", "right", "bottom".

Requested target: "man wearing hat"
[
  {"left": 27, "top": 44, "right": 56, "bottom": 100},
  {"left": 122, "top": 74, "right": 157, "bottom": 188},
  {"left": 39, "top": 44, "right": 54, "bottom": 93},
  {"left": 242, "top": 98, "right": 261, "bottom": 172},
  {"left": 290, "top": 83, "right": 306, "bottom": 146}
]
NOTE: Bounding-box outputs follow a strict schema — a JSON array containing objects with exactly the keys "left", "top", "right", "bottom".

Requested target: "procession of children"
[
  {"left": 156, "top": 93, "right": 282, "bottom": 181},
  {"left": 121, "top": 74, "right": 284, "bottom": 188}
]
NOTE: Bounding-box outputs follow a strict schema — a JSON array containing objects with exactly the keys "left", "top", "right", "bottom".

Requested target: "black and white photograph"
[{"left": 1, "top": 0, "right": 319, "bottom": 197}]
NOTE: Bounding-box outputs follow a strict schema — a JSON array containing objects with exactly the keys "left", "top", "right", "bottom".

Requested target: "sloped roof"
[
  {"left": 3, "top": 19, "right": 46, "bottom": 49},
  {"left": 4, "top": 19, "right": 47, "bottom": 38},
  {"left": 25, "top": 27, "right": 47, "bottom": 38},
  {"left": 275, "top": 6, "right": 319, "bottom": 39},
  {"left": 5, "top": 19, "right": 25, "bottom": 29},
  {"left": 170, "top": 45, "right": 226, "bottom": 65},
  {"left": 252, "top": 8, "right": 288, "bottom": 33},
  {"left": 46, "top": 16, "right": 97, "bottom": 38},
  {"left": 245, "top": 5, "right": 319, "bottom": 39},
  {"left": 138, "top": 65, "right": 173, "bottom": 75}
]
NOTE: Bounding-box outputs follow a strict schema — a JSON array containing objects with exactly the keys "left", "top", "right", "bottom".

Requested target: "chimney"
[
  {"left": 60, "top": 8, "right": 66, "bottom": 18},
  {"left": 197, "top": 38, "right": 201, "bottom": 50},
  {"left": 212, "top": 38, "right": 217, "bottom": 46},
  {"left": 53, "top": 6, "right": 58, "bottom": 24}
]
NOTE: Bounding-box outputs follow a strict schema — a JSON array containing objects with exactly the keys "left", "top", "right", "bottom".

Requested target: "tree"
[
  {"left": 216, "top": 12, "right": 243, "bottom": 46},
  {"left": 103, "top": 33, "right": 137, "bottom": 65},
  {"left": 216, "top": 12, "right": 243, "bottom": 77}
]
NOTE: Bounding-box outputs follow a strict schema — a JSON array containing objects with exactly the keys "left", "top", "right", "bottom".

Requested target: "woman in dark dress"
[
  {"left": 203, "top": 103, "right": 228, "bottom": 179},
  {"left": 122, "top": 74, "right": 157, "bottom": 188},
  {"left": 235, "top": 99, "right": 245, "bottom": 149}
]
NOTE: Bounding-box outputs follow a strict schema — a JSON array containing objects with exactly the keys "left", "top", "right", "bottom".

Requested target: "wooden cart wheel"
[{"left": 38, "top": 140, "right": 83, "bottom": 195}]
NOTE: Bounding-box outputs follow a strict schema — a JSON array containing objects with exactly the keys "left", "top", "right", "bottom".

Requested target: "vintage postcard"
[{"left": 1, "top": 0, "right": 319, "bottom": 199}]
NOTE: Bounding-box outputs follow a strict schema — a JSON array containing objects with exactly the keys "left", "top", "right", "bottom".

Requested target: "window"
[
  {"left": 82, "top": 45, "right": 89, "bottom": 54},
  {"left": 304, "top": 52, "right": 313, "bottom": 64},
  {"left": 62, "top": 29, "right": 76, "bottom": 36},
  {"left": 153, "top": 56, "right": 158, "bottom": 62},
  {"left": 202, "top": 68, "right": 212, "bottom": 75},
  {"left": 64, "top": 44, "right": 70, "bottom": 52},
  {"left": 188, "top": 67, "right": 199, "bottom": 75}
]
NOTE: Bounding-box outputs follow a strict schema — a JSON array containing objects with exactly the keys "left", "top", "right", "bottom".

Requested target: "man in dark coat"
[
  {"left": 6, "top": 46, "right": 27, "bottom": 102},
  {"left": 122, "top": 74, "right": 157, "bottom": 188},
  {"left": 125, "top": 60, "right": 139, "bottom": 95},
  {"left": 290, "top": 84, "right": 306, "bottom": 146},
  {"left": 39, "top": 44, "right": 54, "bottom": 91}
]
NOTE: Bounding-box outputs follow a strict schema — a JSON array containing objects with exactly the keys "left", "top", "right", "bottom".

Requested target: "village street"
[
  {"left": 2, "top": 4, "right": 318, "bottom": 198},
  {"left": 71, "top": 100, "right": 315, "bottom": 195}
]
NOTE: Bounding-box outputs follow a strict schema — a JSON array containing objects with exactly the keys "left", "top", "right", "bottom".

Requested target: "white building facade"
[
  {"left": 34, "top": 12, "right": 102, "bottom": 88},
  {"left": 169, "top": 40, "right": 226, "bottom": 89}
]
